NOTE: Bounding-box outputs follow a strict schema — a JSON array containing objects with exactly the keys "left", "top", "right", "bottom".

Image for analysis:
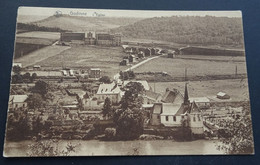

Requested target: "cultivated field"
[
  {"left": 134, "top": 56, "right": 247, "bottom": 77},
  {"left": 16, "top": 31, "right": 60, "bottom": 40},
  {"left": 150, "top": 79, "right": 249, "bottom": 102},
  {"left": 35, "top": 45, "right": 128, "bottom": 77}
]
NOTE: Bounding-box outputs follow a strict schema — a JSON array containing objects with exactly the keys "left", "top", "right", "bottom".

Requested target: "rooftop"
[
  {"left": 97, "top": 82, "right": 121, "bottom": 95},
  {"left": 9, "top": 95, "right": 28, "bottom": 103}
]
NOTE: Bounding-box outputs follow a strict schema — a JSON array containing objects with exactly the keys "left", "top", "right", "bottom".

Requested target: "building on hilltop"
[
  {"left": 95, "top": 33, "right": 121, "bottom": 46},
  {"left": 85, "top": 32, "right": 96, "bottom": 45},
  {"left": 60, "top": 32, "right": 85, "bottom": 42}
]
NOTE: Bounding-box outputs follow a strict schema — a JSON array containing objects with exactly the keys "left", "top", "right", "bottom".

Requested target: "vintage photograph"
[{"left": 3, "top": 7, "right": 254, "bottom": 156}]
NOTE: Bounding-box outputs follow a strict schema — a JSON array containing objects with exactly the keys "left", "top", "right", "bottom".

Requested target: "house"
[
  {"left": 13, "top": 63, "right": 22, "bottom": 68},
  {"left": 9, "top": 95, "right": 28, "bottom": 110},
  {"left": 168, "top": 51, "right": 176, "bottom": 58},
  {"left": 89, "top": 68, "right": 101, "bottom": 80},
  {"left": 120, "top": 59, "right": 128, "bottom": 66},
  {"left": 217, "top": 92, "right": 230, "bottom": 100},
  {"left": 150, "top": 48, "right": 156, "bottom": 55},
  {"left": 189, "top": 97, "right": 210, "bottom": 109},
  {"left": 129, "top": 55, "right": 137, "bottom": 63},
  {"left": 144, "top": 48, "right": 151, "bottom": 56},
  {"left": 82, "top": 97, "right": 103, "bottom": 110},
  {"left": 138, "top": 51, "right": 145, "bottom": 58},
  {"left": 123, "top": 80, "right": 151, "bottom": 91},
  {"left": 96, "top": 82, "right": 123, "bottom": 104},
  {"left": 33, "top": 65, "right": 41, "bottom": 70},
  {"left": 143, "top": 90, "right": 162, "bottom": 104}
]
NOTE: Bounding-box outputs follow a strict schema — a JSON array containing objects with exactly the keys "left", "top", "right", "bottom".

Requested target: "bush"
[{"left": 104, "top": 128, "right": 116, "bottom": 140}]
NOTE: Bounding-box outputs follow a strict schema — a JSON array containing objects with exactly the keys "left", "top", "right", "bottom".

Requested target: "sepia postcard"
[{"left": 3, "top": 7, "right": 254, "bottom": 157}]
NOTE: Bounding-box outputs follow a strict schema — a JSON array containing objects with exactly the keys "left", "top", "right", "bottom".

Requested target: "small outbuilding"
[{"left": 216, "top": 92, "right": 230, "bottom": 100}]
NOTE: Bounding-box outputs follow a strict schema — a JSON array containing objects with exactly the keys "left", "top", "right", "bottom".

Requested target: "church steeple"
[{"left": 184, "top": 82, "right": 190, "bottom": 105}]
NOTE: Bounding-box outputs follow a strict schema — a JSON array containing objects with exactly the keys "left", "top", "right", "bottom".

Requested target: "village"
[{"left": 6, "top": 30, "right": 251, "bottom": 143}]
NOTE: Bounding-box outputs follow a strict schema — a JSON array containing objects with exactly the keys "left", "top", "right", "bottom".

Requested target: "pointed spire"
[{"left": 184, "top": 82, "right": 189, "bottom": 105}]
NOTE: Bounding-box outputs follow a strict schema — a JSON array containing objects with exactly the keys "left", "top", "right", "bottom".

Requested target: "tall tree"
[
  {"left": 113, "top": 82, "right": 145, "bottom": 140},
  {"left": 27, "top": 93, "right": 45, "bottom": 110},
  {"left": 33, "top": 80, "right": 49, "bottom": 96},
  {"left": 99, "top": 76, "right": 111, "bottom": 84},
  {"left": 102, "top": 97, "right": 112, "bottom": 119},
  {"left": 13, "top": 65, "right": 21, "bottom": 75}
]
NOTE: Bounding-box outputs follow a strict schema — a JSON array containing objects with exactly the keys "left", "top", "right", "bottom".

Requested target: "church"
[{"left": 148, "top": 83, "right": 204, "bottom": 135}]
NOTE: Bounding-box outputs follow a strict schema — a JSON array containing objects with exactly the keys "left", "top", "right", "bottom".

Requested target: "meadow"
[
  {"left": 134, "top": 56, "right": 247, "bottom": 77},
  {"left": 35, "top": 45, "right": 128, "bottom": 77}
]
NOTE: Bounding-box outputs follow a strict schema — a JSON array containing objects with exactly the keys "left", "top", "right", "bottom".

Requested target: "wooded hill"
[{"left": 111, "top": 16, "right": 244, "bottom": 47}]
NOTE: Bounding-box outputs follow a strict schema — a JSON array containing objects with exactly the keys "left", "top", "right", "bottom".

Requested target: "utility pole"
[
  {"left": 185, "top": 68, "right": 187, "bottom": 81},
  {"left": 235, "top": 65, "right": 237, "bottom": 77}
]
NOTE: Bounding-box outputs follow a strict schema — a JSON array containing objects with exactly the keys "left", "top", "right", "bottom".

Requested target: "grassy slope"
[{"left": 32, "top": 15, "right": 143, "bottom": 32}]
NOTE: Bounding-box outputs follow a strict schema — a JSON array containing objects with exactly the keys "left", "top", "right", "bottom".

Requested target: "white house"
[
  {"left": 9, "top": 95, "right": 28, "bottom": 110},
  {"left": 96, "top": 82, "right": 123, "bottom": 104}
]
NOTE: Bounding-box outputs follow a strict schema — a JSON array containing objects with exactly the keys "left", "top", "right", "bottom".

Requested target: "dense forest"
[{"left": 111, "top": 16, "right": 244, "bottom": 47}]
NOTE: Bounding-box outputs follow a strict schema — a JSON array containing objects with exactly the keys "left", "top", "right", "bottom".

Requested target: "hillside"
[
  {"left": 31, "top": 15, "right": 143, "bottom": 32},
  {"left": 111, "top": 16, "right": 244, "bottom": 48}
]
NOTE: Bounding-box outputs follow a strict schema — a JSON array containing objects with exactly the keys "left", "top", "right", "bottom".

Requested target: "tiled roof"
[{"left": 161, "top": 89, "right": 183, "bottom": 104}]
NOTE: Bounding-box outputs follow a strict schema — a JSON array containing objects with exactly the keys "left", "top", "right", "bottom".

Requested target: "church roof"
[{"left": 161, "top": 89, "right": 183, "bottom": 104}]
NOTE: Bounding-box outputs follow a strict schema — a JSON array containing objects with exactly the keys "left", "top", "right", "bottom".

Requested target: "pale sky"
[{"left": 18, "top": 6, "right": 242, "bottom": 18}]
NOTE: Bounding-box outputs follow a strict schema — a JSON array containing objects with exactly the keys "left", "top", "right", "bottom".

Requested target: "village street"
[{"left": 113, "top": 54, "right": 165, "bottom": 80}]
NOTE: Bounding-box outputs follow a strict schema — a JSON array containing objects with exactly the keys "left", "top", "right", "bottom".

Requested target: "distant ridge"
[{"left": 30, "top": 15, "right": 143, "bottom": 32}]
